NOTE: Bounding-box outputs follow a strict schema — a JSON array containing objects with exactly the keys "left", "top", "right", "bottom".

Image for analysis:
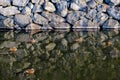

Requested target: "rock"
[
  {"left": 16, "top": 33, "right": 30, "bottom": 42},
  {"left": 14, "top": 14, "right": 32, "bottom": 27},
  {"left": 3, "top": 18, "right": 14, "bottom": 29},
  {"left": 0, "top": 41, "right": 18, "bottom": 48},
  {"left": 66, "top": 11, "right": 85, "bottom": 25},
  {"left": 42, "top": 24, "right": 53, "bottom": 30},
  {"left": 26, "top": 23, "right": 41, "bottom": 30},
  {"left": 94, "top": 0, "right": 103, "bottom": 4},
  {"left": 28, "top": 2, "right": 34, "bottom": 9},
  {"left": 61, "top": 39, "right": 68, "bottom": 47},
  {"left": 107, "top": 7, "right": 120, "bottom": 20},
  {"left": 0, "top": 0, "right": 11, "bottom": 6},
  {"left": 94, "top": 12, "right": 108, "bottom": 26},
  {"left": 102, "top": 18, "right": 120, "bottom": 28},
  {"left": 33, "top": 13, "right": 48, "bottom": 25},
  {"left": 46, "top": 43, "right": 56, "bottom": 51},
  {"left": 31, "top": 0, "right": 40, "bottom": 4},
  {"left": 73, "top": 17, "right": 98, "bottom": 29},
  {"left": 86, "top": 9, "right": 97, "bottom": 20},
  {"left": 105, "top": 0, "right": 120, "bottom": 6},
  {"left": 72, "top": 0, "right": 87, "bottom": 11},
  {"left": 70, "top": 2, "right": 80, "bottom": 11},
  {"left": 87, "top": 0, "right": 97, "bottom": 8},
  {"left": 0, "top": 14, "right": 6, "bottom": 20},
  {"left": 49, "top": 22, "right": 70, "bottom": 29},
  {"left": 56, "top": 1, "right": 68, "bottom": 17},
  {"left": 96, "top": 4, "right": 109, "bottom": 12},
  {"left": 41, "top": 11, "right": 65, "bottom": 22},
  {"left": 71, "top": 43, "right": 79, "bottom": 50},
  {"left": 44, "top": 2, "right": 56, "bottom": 12},
  {"left": 22, "top": 6, "right": 31, "bottom": 15},
  {"left": 0, "top": 6, "right": 20, "bottom": 16},
  {"left": 32, "top": 4, "right": 43, "bottom": 13},
  {"left": 13, "top": 0, "right": 29, "bottom": 6},
  {"left": 51, "top": 0, "right": 60, "bottom": 3}
]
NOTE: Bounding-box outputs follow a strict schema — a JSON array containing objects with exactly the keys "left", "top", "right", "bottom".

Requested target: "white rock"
[
  {"left": 70, "top": 2, "right": 80, "bottom": 10},
  {"left": 13, "top": 0, "right": 29, "bottom": 6},
  {"left": 44, "top": 2, "right": 56, "bottom": 12},
  {"left": 0, "top": 0, "right": 11, "bottom": 6},
  {"left": 0, "top": 6, "right": 20, "bottom": 16}
]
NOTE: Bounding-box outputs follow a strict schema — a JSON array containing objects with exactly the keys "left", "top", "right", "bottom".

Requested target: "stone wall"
[{"left": 0, "top": 0, "right": 120, "bottom": 30}]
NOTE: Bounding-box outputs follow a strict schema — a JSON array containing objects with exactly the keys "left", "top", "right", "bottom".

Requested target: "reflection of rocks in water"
[{"left": 0, "top": 30, "right": 120, "bottom": 80}]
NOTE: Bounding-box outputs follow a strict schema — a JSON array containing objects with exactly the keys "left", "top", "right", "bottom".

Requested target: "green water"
[{"left": 0, "top": 30, "right": 120, "bottom": 80}]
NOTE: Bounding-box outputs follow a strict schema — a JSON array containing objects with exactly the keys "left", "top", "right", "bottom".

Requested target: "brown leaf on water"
[
  {"left": 24, "top": 68, "right": 35, "bottom": 75},
  {"left": 9, "top": 47, "right": 17, "bottom": 52},
  {"left": 75, "top": 37, "right": 83, "bottom": 43}
]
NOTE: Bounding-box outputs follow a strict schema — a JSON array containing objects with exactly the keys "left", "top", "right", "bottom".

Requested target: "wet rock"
[
  {"left": 49, "top": 22, "right": 70, "bottom": 29},
  {"left": 46, "top": 43, "right": 56, "bottom": 51},
  {"left": 66, "top": 11, "right": 85, "bottom": 25},
  {"left": 0, "top": 0, "right": 11, "bottom": 6},
  {"left": 56, "top": 1, "right": 68, "bottom": 17},
  {"left": 32, "top": 4, "right": 43, "bottom": 13},
  {"left": 61, "top": 39, "right": 68, "bottom": 47},
  {"left": 22, "top": 6, "right": 31, "bottom": 15},
  {"left": 0, "top": 6, "right": 20, "bottom": 16},
  {"left": 3, "top": 18, "right": 14, "bottom": 29},
  {"left": 16, "top": 33, "right": 30, "bottom": 42},
  {"left": 87, "top": 0, "right": 97, "bottom": 8},
  {"left": 33, "top": 13, "right": 48, "bottom": 25},
  {"left": 71, "top": 43, "right": 79, "bottom": 50},
  {"left": 94, "top": 12, "right": 108, "bottom": 26},
  {"left": 15, "top": 14, "right": 32, "bottom": 27},
  {"left": 105, "top": 0, "right": 120, "bottom": 6},
  {"left": 0, "top": 41, "right": 18, "bottom": 48},
  {"left": 4, "top": 31, "right": 14, "bottom": 39},
  {"left": 13, "top": 0, "right": 29, "bottom": 6},
  {"left": 70, "top": 2, "right": 80, "bottom": 11},
  {"left": 44, "top": 2, "right": 56, "bottom": 12},
  {"left": 86, "top": 9, "right": 97, "bottom": 20},
  {"left": 102, "top": 18, "right": 120, "bottom": 28},
  {"left": 41, "top": 11, "right": 65, "bottom": 22},
  {"left": 107, "top": 7, "right": 120, "bottom": 20}
]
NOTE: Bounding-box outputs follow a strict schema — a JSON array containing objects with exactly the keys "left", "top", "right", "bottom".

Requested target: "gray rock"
[
  {"left": 14, "top": 14, "right": 32, "bottom": 27},
  {"left": 105, "top": 0, "right": 120, "bottom": 6},
  {"left": 97, "top": 4, "right": 109, "bottom": 12},
  {"left": 94, "top": 12, "right": 108, "bottom": 25},
  {"left": 66, "top": 11, "right": 85, "bottom": 25},
  {"left": 44, "top": 2, "right": 56, "bottom": 12},
  {"left": 16, "top": 33, "right": 30, "bottom": 42},
  {"left": 31, "top": 0, "right": 40, "bottom": 4},
  {"left": 71, "top": 0, "right": 87, "bottom": 11},
  {"left": 87, "top": 0, "right": 97, "bottom": 8},
  {"left": 102, "top": 18, "right": 120, "bottom": 28},
  {"left": 41, "top": 11, "right": 65, "bottom": 22},
  {"left": 42, "top": 24, "right": 53, "bottom": 30},
  {"left": 3, "top": 18, "right": 14, "bottom": 29},
  {"left": 86, "top": 9, "right": 97, "bottom": 20},
  {"left": 0, "top": 41, "right": 18, "bottom": 48},
  {"left": 71, "top": 43, "right": 79, "bottom": 50},
  {"left": 46, "top": 43, "right": 56, "bottom": 51},
  {"left": 26, "top": 23, "right": 41, "bottom": 30},
  {"left": 107, "top": 7, "right": 120, "bottom": 20},
  {"left": 0, "top": 6, "right": 20, "bottom": 16},
  {"left": 22, "top": 6, "right": 31, "bottom": 15},
  {"left": 61, "top": 39, "right": 68, "bottom": 47},
  {"left": 49, "top": 22, "right": 70, "bottom": 29},
  {"left": 13, "top": 0, "right": 29, "bottom": 6},
  {"left": 56, "top": 1, "right": 68, "bottom": 17},
  {"left": 32, "top": 4, "right": 43, "bottom": 13},
  {"left": 73, "top": 17, "right": 98, "bottom": 29},
  {"left": 70, "top": 2, "right": 80, "bottom": 11},
  {"left": 0, "top": 0, "right": 11, "bottom": 6},
  {"left": 0, "top": 15, "right": 6, "bottom": 20},
  {"left": 33, "top": 13, "right": 48, "bottom": 25},
  {"left": 94, "top": 0, "right": 103, "bottom": 4},
  {"left": 28, "top": 2, "right": 34, "bottom": 9}
]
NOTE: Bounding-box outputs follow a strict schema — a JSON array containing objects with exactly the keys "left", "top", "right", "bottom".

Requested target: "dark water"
[{"left": 0, "top": 30, "right": 120, "bottom": 80}]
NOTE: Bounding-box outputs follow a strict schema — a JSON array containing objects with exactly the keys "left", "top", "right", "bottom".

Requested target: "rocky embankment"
[{"left": 0, "top": 0, "right": 120, "bottom": 30}]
